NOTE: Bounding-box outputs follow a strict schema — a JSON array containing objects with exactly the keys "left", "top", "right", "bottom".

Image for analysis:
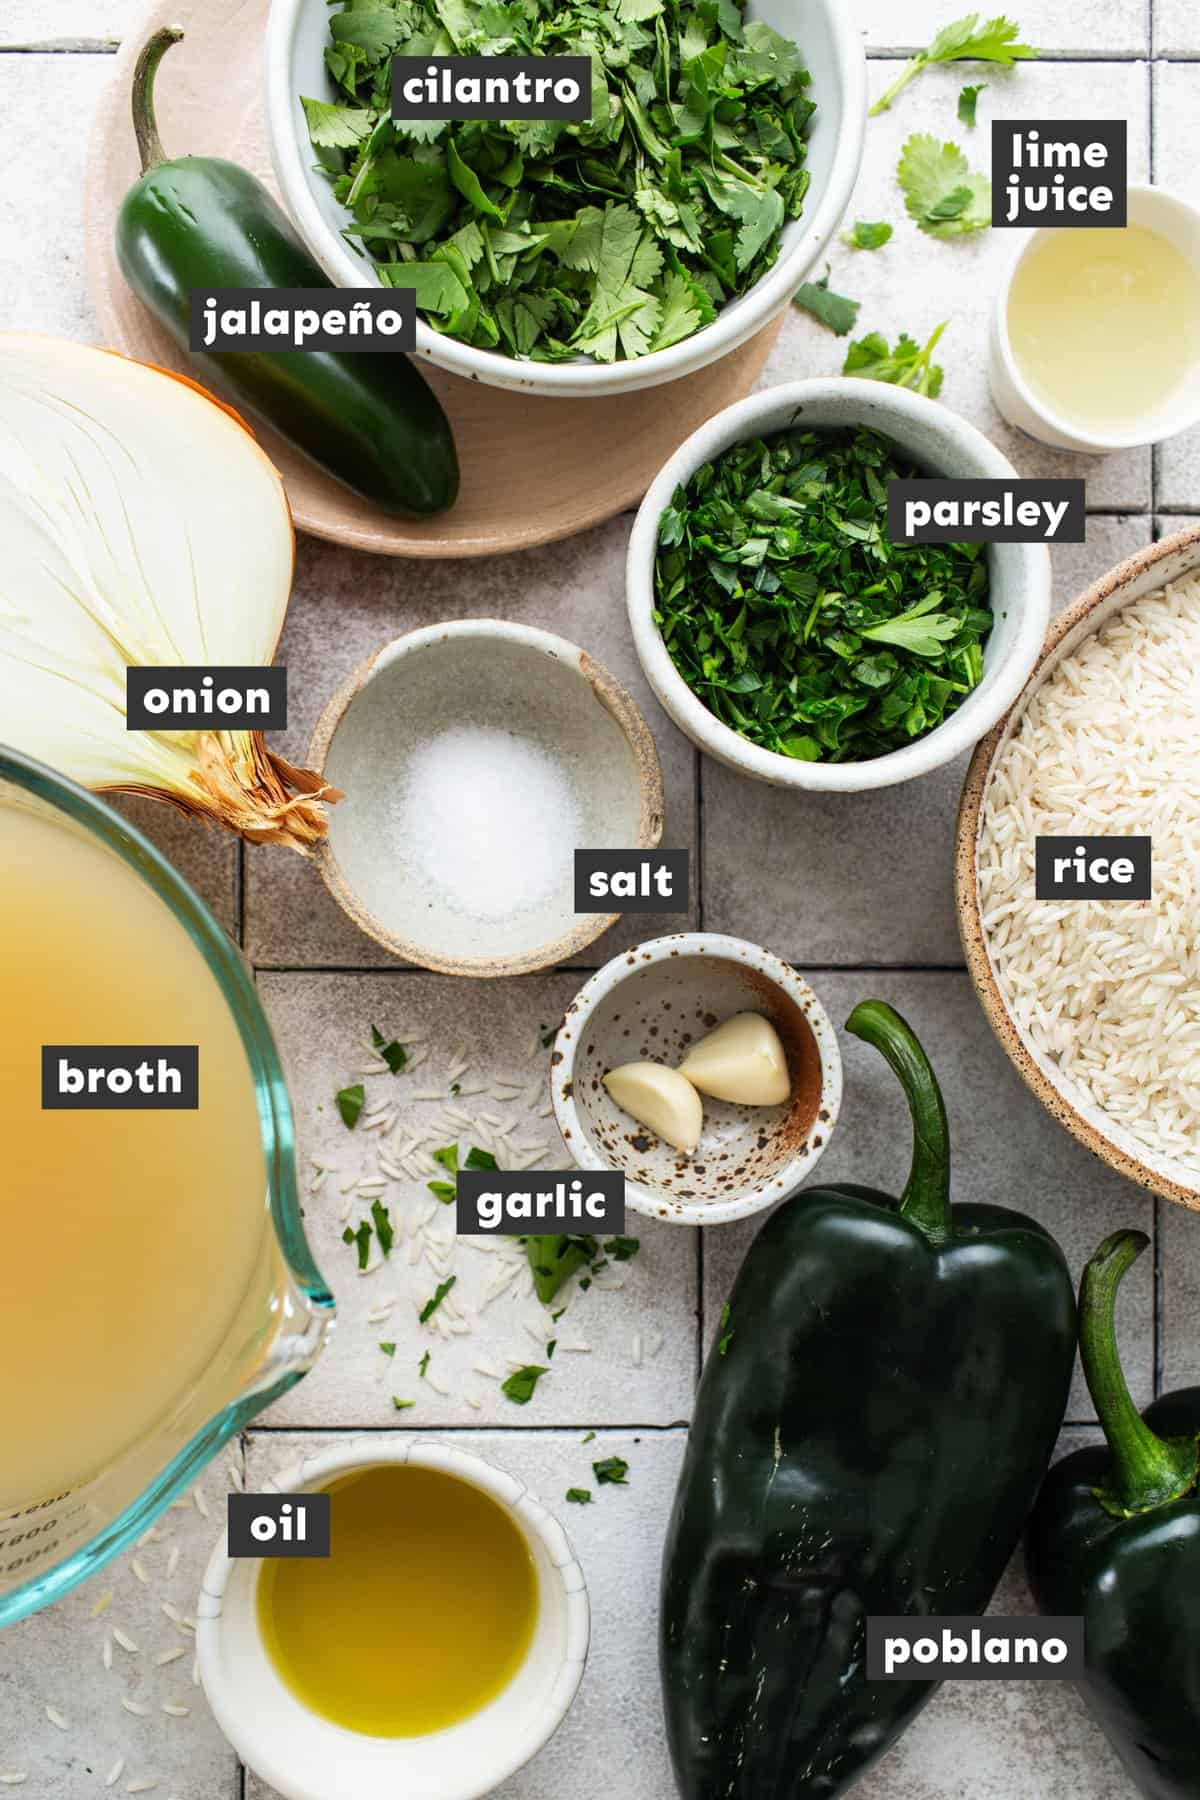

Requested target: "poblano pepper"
[
  {"left": 660, "top": 999, "right": 1077, "bottom": 1800},
  {"left": 1026, "top": 1229, "right": 1200, "bottom": 1800}
]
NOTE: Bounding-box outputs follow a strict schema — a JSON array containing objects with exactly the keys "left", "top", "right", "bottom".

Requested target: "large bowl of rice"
[{"left": 956, "top": 523, "right": 1200, "bottom": 1210}]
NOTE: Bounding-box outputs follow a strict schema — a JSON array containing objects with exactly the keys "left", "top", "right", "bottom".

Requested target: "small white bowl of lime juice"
[{"left": 990, "top": 184, "right": 1200, "bottom": 453}]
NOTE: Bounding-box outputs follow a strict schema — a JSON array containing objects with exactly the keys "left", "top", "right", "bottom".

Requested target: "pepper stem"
[
  {"left": 845, "top": 1000, "right": 950, "bottom": 1246},
  {"left": 132, "top": 25, "right": 185, "bottom": 174},
  {"left": 1081, "top": 1230, "right": 1199, "bottom": 1518}
]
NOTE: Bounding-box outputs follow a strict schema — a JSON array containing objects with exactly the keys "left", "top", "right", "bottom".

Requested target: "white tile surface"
[
  {"left": 0, "top": 1464, "right": 242, "bottom": 1798},
  {"left": 1, "top": 10, "right": 1197, "bottom": 1800},
  {"left": 257, "top": 971, "right": 699, "bottom": 1429},
  {"left": 856, "top": 0, "right": 1149, "bottom": 56},
  {"left": 1152, "top": 61, "right": 1200, "bottom": 512},
  {"left": 1155, "top": 0, "right": 1200, "bottom": 55}
]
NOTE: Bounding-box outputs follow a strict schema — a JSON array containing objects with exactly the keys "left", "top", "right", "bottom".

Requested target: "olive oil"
[
  {"left": 257, "top": 1464, "right": 539, "bottom": 1736},
  {"left": 0, "top": 805, "right": 274, "bottom": 1512},
  {"left": 1007, "top": 224, "right": 1200, "bottom": 437}
]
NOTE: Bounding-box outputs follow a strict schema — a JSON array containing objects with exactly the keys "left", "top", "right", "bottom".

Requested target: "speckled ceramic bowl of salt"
[{"left": 308, "top": 621, "right": 664, "bottom": 976}]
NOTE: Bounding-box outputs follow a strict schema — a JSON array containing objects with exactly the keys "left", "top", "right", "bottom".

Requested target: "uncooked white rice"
[{"left": 978, "top": 569, "right": 1200, "bottom": 1172}]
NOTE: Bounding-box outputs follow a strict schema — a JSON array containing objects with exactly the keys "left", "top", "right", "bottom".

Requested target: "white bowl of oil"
[
  {"left": 196, "top": 1439, "right": 589, "bottom": 1800},
  {"left": 990, "top": 183, "right": 1200, "bottom": 453}
]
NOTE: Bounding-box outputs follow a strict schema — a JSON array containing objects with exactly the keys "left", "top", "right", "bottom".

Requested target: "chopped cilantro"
[
  {"left": 465, "top": 1146, "right": 498, "bottom": 1171},
  {"left": 841, "top": 219, "right": 894, "bottom": 251},
  {"left": 792, "top": 269, "right": 860, "bottom": 336},
  {"left": 379, "top": 1341, "right": 396, "bottom": 1357},
  {"left": 302, "top": 0, "right": 816, "bottom": 366},
  {"left": 870, "top": 14, "right": 1034, "bottom": 116},
  {"left": 582, "top": 1431, "right": 596, "bottom": 1445},
  {"left": 843, "top": 323, "right": 947, "bottom": 398},
  {"left": 546, "top": 1339, "right": 558, "bottom": 1359},
  {"left": 566, "top": 1488, "right": 592, "bottom": 1504},
  {"left": 593, "top": 1457, "right": 629, "bottom": 1486},
  {"left": 898, "top": 134, "right": 990, "bottom": 238},
  {"left": 336, "top": 1083, "right": 364, "bottom": 1128},
  {"left": 958, "top": 82, "right": 986, "bottom": 127}
]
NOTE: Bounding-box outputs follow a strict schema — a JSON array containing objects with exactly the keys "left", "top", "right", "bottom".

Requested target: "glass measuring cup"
[{"left": 0, "top": 745, "right": 334, "bottom": 1627}]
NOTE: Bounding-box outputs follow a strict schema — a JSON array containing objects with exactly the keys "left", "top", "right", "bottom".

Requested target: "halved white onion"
[{"left": 0, "top": 336, "right": 333, "bottom": 848}]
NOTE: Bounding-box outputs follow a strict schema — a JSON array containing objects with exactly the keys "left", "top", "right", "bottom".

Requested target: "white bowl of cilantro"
[
  {"left": 626, "top": 379, "right": 1052, "bottom": 791},
  {"left": 264, "top": 0, "right": 866, "bottom": 396}
]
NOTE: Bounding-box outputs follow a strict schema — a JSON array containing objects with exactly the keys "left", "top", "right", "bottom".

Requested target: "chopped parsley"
[
  {"left": 653, "top": 424, "right": 991, "bottom": 763},
  {"left": 465, "top": 1146, "right": 498, "bottom": 1171},
  {"left": 527, "top": 1234, "right": 599, "bottom": 1305},
  {"left": 370, "top": 1197, "right": 394, "bottom": 1257},
  {"left": 566, "top": 1488, "right": 592, "bottom": 1504},
  {"left": 593, "top": 1456, "right": 629, "bottom": 1486},
  {"left": 604, "top": 1237, "right": 641, "bottom": 1262},
  {"left": 370, "top": 1023, "right": 408, "bottom": 1075},
  {"left": 342, "top": 1220, "right": 372, "bottom": 1270},
  {"left": 419, "top": 1277, "right": 457, "bottom": 1324},
  {"left": 502, "top": 1365, "right": 549, "bottom": 1405},
  {"left": 336, "top": 1083, "right": 364, "bottom": 1128}
]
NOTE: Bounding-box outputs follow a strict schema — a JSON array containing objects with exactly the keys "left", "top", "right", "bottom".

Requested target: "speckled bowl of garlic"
[{"left": 552, "top": 933, "right": 842, "bottom": 1225}]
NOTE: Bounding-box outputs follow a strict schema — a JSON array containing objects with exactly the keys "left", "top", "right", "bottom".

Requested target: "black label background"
[
  {"left": 887, "top": 479, "right": 1086, "bottom": 544},
  {"left": 992, "top": 120, "right": 1127, "bottom": 227},
  {"left": 1035, "top": 835, "right": 1152, "bottom": 900}
]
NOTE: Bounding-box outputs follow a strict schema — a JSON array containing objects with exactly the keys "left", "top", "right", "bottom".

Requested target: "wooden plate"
[{"left": 84, "top": 0, "right": 784, "bottom": 560}]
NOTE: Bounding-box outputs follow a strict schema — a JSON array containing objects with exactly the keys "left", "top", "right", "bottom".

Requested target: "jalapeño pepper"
[{"left": 116, "top": 28, "right": 458, "bottom": 518}]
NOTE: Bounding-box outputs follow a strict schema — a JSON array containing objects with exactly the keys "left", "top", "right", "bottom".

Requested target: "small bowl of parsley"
[{"left": 626, "top": 378, "right": 1052, "bottom": 790}]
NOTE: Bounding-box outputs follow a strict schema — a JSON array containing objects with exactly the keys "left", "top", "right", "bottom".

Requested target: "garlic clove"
[
  {"left": 679, "top": 1013, "right": 791, "bottom": 1106},
  {"left": 602, "top": 1062, "right": 703, "bottom": 1155}
]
